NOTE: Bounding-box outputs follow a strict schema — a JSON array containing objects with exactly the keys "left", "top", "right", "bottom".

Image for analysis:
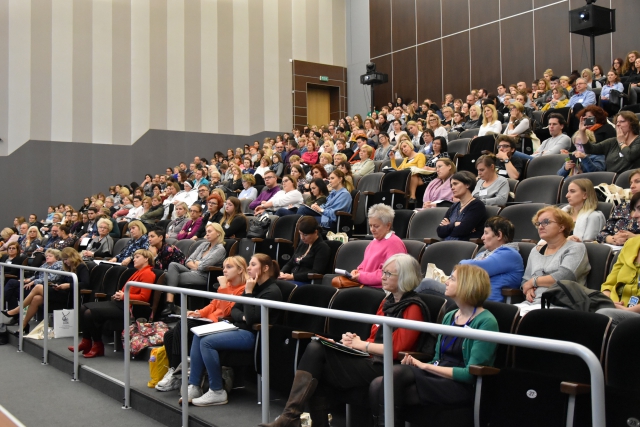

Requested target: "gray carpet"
[{"left": 0, "top": 343, "right": 160, "bottom": 427}]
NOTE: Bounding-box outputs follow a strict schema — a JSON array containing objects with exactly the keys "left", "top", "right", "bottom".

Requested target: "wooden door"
[{"left": 307, "top": 85, "right": 331, "bottom": 127}]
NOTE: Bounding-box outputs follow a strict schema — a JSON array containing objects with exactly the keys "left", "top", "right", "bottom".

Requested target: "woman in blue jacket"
[
  {"left": 418, "top": 217, "right": 524, "bottom": 302},
  {"left": 296, "top": 170, "right": 352, "bottom": 228}
]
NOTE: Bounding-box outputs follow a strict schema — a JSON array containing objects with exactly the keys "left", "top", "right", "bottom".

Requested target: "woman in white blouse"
[
  {"left": 478, "top": 104, "right": 503, "bottom": 136},
  {"left": 563, "top": 179, "right": 605, "bottom": 242},
  {"left": 425, "top": 113, "right": 448, "bottom": 141},
  {"left": 254, "top": 174, "right": 304, "bottom": 216}
]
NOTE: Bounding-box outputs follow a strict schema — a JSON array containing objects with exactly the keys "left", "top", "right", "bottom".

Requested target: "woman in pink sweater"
[{"left": 333, "top": 204, "right": 407, "bottom": 288}]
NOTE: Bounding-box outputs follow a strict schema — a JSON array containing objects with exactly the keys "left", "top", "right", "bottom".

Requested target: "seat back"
[
  {"left": 459, "top": 128, "right": 480, "bottom": 139},
  {"left": 325, "top": 287, "right": 386, "bottom": 340},
  {"left": 614, "top": 169, "right": 634, "bottom": 188},
  {"left": 416, "top": 293, "right": 447, "bottom": 324},
  {"left": 284, "top": 285, "right": 337, "bottom": 333},
  {"left": 175, "top": 239, "right": 195, "bottom": 257},
  {"left": 605, "top": 317, "right": 640, "bottom": 390},
  {"left": 236, "top": 238, "right": 255, "bottom": 264},
  {"left": 522, "top": 154, "right": 567, "bottom": 179},
  {"left": 447, "top": 131, "right": 459, "bottom": 141},
  {"left": 333, "top": 240, "right": 370, "bottom": 272},
  {"left": 514, "top": 309, "right": 611, "bottom": 382},
  {"left": 419, "top": 241, "right": 479, "bottom": 275},
  {"left": 485, "top": 205, "right": 501, "bottom": 218},
  {"left": 403, "top": 240, "right": 426, "bottom": 263},
  {"left": 379, "top": 169, "right": 412, "bottom": 209},
  {"left": 514, "top": 176, "right": 563, "bottom": 204},
  {"left": 559, "top": 172, "right": 616, "bottom": 204},
  {"left": 392, "top": 210, "right": 414, "bottom": 239},
  {"left": 271, "top": 214, "right": 301, "bottom": 245},
  {"left": 406, "top": 208, "right": 449, "bottom": 241},
  {"left": 101, "top": 265, "right": 129, "bottom": 297},
  {"left": 482, "top": 301, "right": 520, "bottom": 368},
  {"left": 447, "top": 138, "right": 470, "bottom": 157},
  {"left": 187, "top": 240, "right": 207, "bottom": 258},
  {"left": 517, "top": 242, "right": 536, "bottom": 271},
  {"left": 112, "top": 238, "right": 131, "bottom": 257},
  {"left": 88, "top": 263, "right": 113, "bottom": 296},
  {"left": 223, "top": 239, "right": 238, "bottom": 257},
  {"left": 499, "top": 203, "right": 547, "bottom": 241},
  {"left": 584, "top": 243, "right": 612, "bottom": 291},
  {"left": 324, "top": 240, "right": 343, "bottom": 272},
  {"left": 355, "top": 173, "right": 384, "bottom": 234}
]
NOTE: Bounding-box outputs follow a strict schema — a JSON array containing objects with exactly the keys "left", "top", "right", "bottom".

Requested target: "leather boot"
[
  {"left": 308, "top": 394, "right": 330, "bottom": 427},
  {"left": 83, "top": 341, "right": 105, "bottom": 358},
  {"left": 258, "top": 370, "right": 317, "bottom": 427},
  {"left": 68, "top": 338, "right": 92, "bottom": 354},
  {"left": 375, "top": 404, "right": 402, "bottom": 426}
]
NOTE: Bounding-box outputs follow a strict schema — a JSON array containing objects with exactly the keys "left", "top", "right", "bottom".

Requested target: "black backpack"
[{"left": 541, "top": 280, "right": 615, "bottom": 312}]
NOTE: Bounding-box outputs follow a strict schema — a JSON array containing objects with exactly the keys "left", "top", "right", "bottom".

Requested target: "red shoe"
[
  {"left": 83, "top": 341, "right": 105, "bottom": 358},
  {"left": 68, "top": 338, "right": 93, "bottom": 354}
]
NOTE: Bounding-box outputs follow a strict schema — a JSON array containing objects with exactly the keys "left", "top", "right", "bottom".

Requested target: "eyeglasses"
[
  {"left": 382, "top": 270, "right": 398, "bottom": 279},
  {"left": 208, "top": 201, "right": 218, "bottom": 206},
  {"left": 497, "top": 144, "right": 512, "bottom": 149},
  {"left": 534, "top": 219, "right": 557, "bottom": 228}
]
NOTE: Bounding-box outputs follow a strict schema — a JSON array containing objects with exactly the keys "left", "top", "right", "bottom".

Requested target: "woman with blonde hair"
[
  {"left": 562, "top": 179, "right": 605, "bottom": 242},
  {"left": 371, "top": 264, "right": 497, "bottom": 424},
  {"left": 478, "top": 104, "right": 502, "bottom": 136},
  {"left": 0, "top": 228, "right": 19, "bottom": 253},
  {"left": 21, "top": 226, "right": 42, "bottom": 256},
  {"left": 425, "top": 113, "right": 448, "bottom": 140},
  {"left": 155, "top": 255, "right": 248, "bottom": 392},
  {"left": 390, "top": 136, "right": 427, "bottom": 171}
]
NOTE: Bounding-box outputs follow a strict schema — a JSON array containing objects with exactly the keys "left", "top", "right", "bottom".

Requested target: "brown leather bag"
[{"left": 331, "top": 276, "right": 363, "bottom": 289}]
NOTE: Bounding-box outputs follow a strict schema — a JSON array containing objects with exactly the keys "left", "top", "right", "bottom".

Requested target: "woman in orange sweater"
[
  {"left": 155, "top": 256, "right": 247, "bottom": 392},
  {"left": 69, "top": 249, "right": 157, "bottom": 358}
]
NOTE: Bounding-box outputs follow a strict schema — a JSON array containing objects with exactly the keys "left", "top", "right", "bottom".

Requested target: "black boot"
[
  {"left": 258, "top": 370, "right": 317, "bottom": 427},
  {"left": 374, "top": 404, "right": 403, "bottom": 426},
  {"left": 308, "top": 394, "right": 330, "bottom": 427}
]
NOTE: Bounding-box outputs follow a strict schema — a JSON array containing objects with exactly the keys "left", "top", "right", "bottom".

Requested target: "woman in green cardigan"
[{"left": 369, "top": 264, "right": 498, "bottom": 422}]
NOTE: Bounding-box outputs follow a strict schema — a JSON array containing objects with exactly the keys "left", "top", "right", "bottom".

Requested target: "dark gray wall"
[{"left": 0, "top": 130, "right": 279, "bottom": 227}]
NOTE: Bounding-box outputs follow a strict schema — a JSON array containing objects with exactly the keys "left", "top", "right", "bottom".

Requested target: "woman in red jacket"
[
  {"left": 69, "top": 249, "right": 156, "bottom": 358},
  {"left": 301, "top": 140, "right": 319, "bottom": 165}
]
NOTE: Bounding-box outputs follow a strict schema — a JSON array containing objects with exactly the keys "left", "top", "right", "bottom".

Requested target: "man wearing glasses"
[
  {"left": 495, "top": 135, "right": 523, "bottom": 180},
  {"left": 195, "top": 185, "right": 210, "bottom": 211},
  {"left": 249, "top": 171, "right": 281, "bottom": 211}
]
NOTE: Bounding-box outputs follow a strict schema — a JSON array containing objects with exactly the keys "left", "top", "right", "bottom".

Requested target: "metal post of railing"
[
  {"left": 260, "top": 305, "right": 270, "bottom": 424},
  {"left": 180, "top": 292, "right": 189, "bottom": 427},
  {"left": 382, "top": 323, "right": 394, "bottom": 427},
  {"left": 72, "top": 271, "right": 79, "bottom": 381},
  {"left": 124, "top": 288, "right": 131, "bottom": 408},
  {"left": 120, "top": 282, "right": 607, "bottom": 427},
  {"left": 43, "top": 274, "right": 48, "bottom": 364},
  {"left": 1, "top": 265, "right": 5, "bottom": 310},
  {"left": 17, "top": 269, "right": 24, "bottom": 352}
]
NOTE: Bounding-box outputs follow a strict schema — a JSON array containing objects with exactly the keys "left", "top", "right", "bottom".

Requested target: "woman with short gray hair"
[{"left": 331, "top": 204, "right": 407, "bottom": 289}]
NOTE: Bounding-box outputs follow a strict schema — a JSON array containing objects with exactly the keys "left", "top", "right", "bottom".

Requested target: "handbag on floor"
[{"left": 123, "top": 317, "right": 169, "bottom": 357}]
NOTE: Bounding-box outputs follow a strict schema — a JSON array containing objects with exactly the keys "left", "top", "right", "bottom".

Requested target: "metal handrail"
[
  {"left": 123, "top": 282, "right": 606, "bottom": 427},
  {"left": 0, "top": 262, "right": 79, "bottom": 381}
]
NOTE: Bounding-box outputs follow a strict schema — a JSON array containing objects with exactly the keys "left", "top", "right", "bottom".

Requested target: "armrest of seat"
[
  {"left": 501, "top": 288, "right": 524, "bottom": 297},
  {"left": 4, "top": 274, "right": 17, "bottom": 279},
  {"left": 363, "top": 191, "right": 376, "bottom": 196},
  {"left": 390, "top": 189, "right": 406, "bottom": 195},
  {"left": 291, "top": 331, "right": 315, "bottom": 340},
  {"left": 521, "top": 239, "right": 536, "bottom": 243},
  {"left": 307, "top": 274, "right": 324, "bottom": 280},
  {"left": 206, "top": 266, "right": 223, "bottom": 272},
  {"left": 251, "top": 238, "right": 265, "bottom": 243},
  {"left": 80, "top": 289, "right": 92, "bottom": 295},
  {"left": 253, "top": 323, "right": 273, "bottom": 331},
  {"left": 130, "top": 300, "right": 150, "bottom": 306},
  {"left": 560, "top": 381, "right": 591, "bottom": 395},
  {"left": 423, "top": 238, "right": 441, "bottom": 244},
  {"left": 469, "top": 365, "right": 500, "bottom": 376},
  {"left": 469, "top": 238, "right": 483, "bottom": 245},
  {"left": 274, "top": 238, "right": 293, "bottom": 245},
  {"left": 398, "top": 351, "right": 432, "bottom": 362},
  {"left": 336, "top": 211, "right": 352, "bottom": 218},
  {"left": 94, "top": 293, "right": 107, "bottom": 299}
]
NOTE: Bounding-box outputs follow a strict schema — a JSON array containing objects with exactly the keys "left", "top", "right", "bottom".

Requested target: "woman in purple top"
[
  {"left": 176, "top": 204, "right": 204, "bottom": 240},
  {"left": 422, "top": 158, "right": 455, "bottom": 209}
]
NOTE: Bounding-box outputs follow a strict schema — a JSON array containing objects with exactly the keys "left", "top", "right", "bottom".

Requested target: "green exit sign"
[{"left": 319, "top": 76, "right": 329, "bottom": 82}]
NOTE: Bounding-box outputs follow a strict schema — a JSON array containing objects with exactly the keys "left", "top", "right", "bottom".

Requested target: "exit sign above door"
[{"left": 319, "top": 76, "right": 329, "bottom": 82}]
